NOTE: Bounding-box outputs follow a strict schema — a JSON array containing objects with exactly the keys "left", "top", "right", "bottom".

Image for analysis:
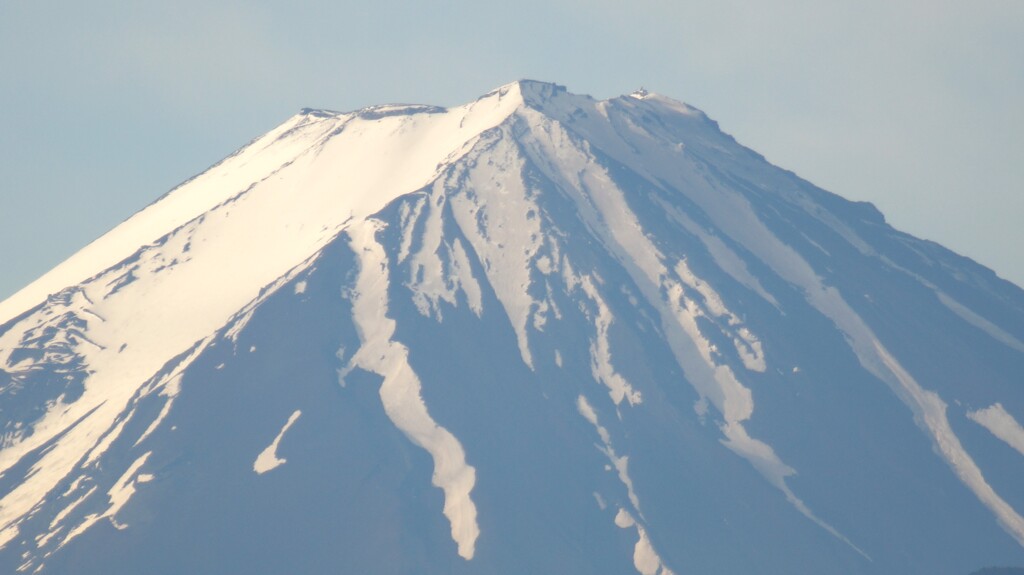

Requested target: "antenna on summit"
[{"left": 630, "top": 86, "right": 650, "bottom": 99}]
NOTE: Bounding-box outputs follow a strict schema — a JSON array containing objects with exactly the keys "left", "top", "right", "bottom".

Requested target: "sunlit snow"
[
  {"left": 0, "top": 82, "right": 527, "bottom": 548},
  {"left": 1, "top": 80, "right": 1021, "bottom": 572},
  {"left": 343, "top": 220, "right": 480, "bottom": 560},
  {"left": 969, "top": 403, "right": 1024, "bottom": 458},
  {"left": 254, "top": 410, "right": 302, "bottom": 474}
]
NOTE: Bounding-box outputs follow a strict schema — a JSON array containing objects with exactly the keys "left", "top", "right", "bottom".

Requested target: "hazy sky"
[{"left": 1, "top": 0, "right": 1021, "bottom": 301}]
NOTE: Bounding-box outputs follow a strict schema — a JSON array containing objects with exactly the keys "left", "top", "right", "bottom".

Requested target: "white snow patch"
[
  {"left": 224, "top": 308, "right": 256, "bottom": 343},
  {"left": 58, "top": 514, "right": 99, "bottom": 550},
  {"left": 49, "top": 486, "right": 98, "bottom": 532},
  {"left": 577, "top": 395, "right": 640, "bottom": 513},
  {"left": 406, "top": 184, "right": 484, "bottom": 320},
  {"left": 969, "top": 403, "right": 1024, "bottom": 458},
  {"left": 614, "top": 507, "right": 635, "bottom": 528},
  {"left": 34, "top": 527, "right": 62, "bottom": 550},
  {"left": 254, "top": 410, "right": 302, "bottom": 474},
  {"left": 59, "top": 451, "right": 152, "bottom": 548},
  {"left": 663, "top": 270, "right": 755, "bottom": 422},
  {"left": 0, "top": 526, "right": 15, "bottom": 549},
  {"left": 451, "top": 239, "right": 483, "bottom": 316},
  {"left": 398, "top": 196, "right": 427, "bottom": 264},
  {"left": 728, "top": 201, "right": 1024, "bottom": 550},
  {"left": 674, "top": 259, "right": 766, "bottom": 372},
  {"left": 937, "top": 293, "right": 1024, "bottom": 353},
  {"left": 675, "top": 258, "right": 728, "bottom": 318},
  {"left": 61, "top": 475, "right": 86, "bottom": 499},
  {"left": 446, "top": 130, "right": 548, "bottom": 369},
  {"left": 602, "top": 119, "right": 1021, "bottom": 551},
  {"left": 0, "top": 112, "right": 339, "bottom": 325},
  {"left": 633, "top": 525, "right": 674, "bottom": 575},
  {"left": 578, "top": 276, "right": 642, "bottom": 406},
  {"left": 134, "top": 391, "right": 178, "bottom": 448},
  {"left": 660, "top": 202, "right": 779, "bottom": 309},
  {"left": 82, "top": 418, "right": 129, "bottom": 467},
  {"left": 294, "top": 280, "right": 307, "bottom": 295},
  {"left": 536, "top": 255, "right": 553, "bottom": 275},
  {"left": 577, "top": 395, "right": 612, "bottom": 446},
  {"left": 733, "top": 328, "right": 766, "bottom": 373},
  {"left": 518, "top": 114, "right": 860, "bottom": 553},
  {"left": 344, "top": 221, "right": 479, "bottom": 560},
  {"left": 614, "top": 508, "right": 676, "bottom": 575},
  {"left": 720, "top": 421, "right": 869, "bottom": 558},
  {"left": 0, "top": 84, "right": 527, "bottom": 550},
  {"left": 694, "top": 397, "right": 709, "bottom": 419},
  {"left": 533, "top": 299, "right": 551, "bottom": 331},
  {"left": 104, "top": 451, "right": 152, "bottom": 530},
  {"left": 871, "top": 343, "right": 1024, "bottom": 546},
  {"left": 0, "top": 81, "right": 526, "bottom": 328},
  {"left": 132, "top": 340, "right": 209, "bottom": 448}
]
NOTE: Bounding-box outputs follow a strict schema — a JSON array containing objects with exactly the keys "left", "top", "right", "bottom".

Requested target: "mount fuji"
[{"left": 1, "top": 80, "right": 1022, "bottom": 574}]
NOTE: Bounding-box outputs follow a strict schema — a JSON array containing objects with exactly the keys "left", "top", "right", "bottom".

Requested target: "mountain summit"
[{"left": 1, "top": 81, "right": 1022, "bottom": 574}]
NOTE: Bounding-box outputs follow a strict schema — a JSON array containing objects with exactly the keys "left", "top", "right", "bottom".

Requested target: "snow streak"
[
  {"left": 342, "top": 220, "right": 480, "bottom": 560},
  {"left": 516, "top": 107, "right": 863, "bottom": 554},
  {"left": 577, "top": 396, "right": 676, "bottom": 575},
  {"left": 969, "top": 403, "right": 1024, "bottom": 457},
  {"left": 254, "top": 410, "right": 302, "bottom": 474}
]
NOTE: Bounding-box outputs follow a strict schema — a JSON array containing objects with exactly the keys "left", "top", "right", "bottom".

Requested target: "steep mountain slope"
[{"left": 1, "top": 81, "right": 1022, "bottom": 574}]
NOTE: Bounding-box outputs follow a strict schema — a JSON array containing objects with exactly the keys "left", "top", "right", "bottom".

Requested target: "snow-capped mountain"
[{"left": 1, "top": 80, "right": 1022, "bottom": 574}]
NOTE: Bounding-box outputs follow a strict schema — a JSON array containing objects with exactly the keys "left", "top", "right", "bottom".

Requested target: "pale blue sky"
[{"left": 1, "top": 0, "right": 1022, "bottom": 301}]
